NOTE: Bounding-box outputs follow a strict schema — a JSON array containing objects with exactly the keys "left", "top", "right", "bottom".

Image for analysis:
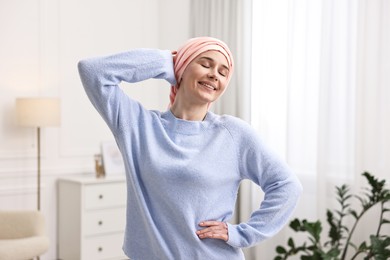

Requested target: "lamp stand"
[
  {"left": 37, "top": 127, "right": 41, "bottom": 211},
  {"left": 37, "top": 127, "right": 41, "bottom": 260}
]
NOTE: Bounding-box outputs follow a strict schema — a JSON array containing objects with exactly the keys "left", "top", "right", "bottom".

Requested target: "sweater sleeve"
[
  {"left": 77, "top": 49, "right": 176, "bottom": 132},
  {"left": 226, "top": 124, "right": 303, "bottom": 248}
]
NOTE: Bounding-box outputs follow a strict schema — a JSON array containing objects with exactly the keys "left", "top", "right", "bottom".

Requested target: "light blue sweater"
[{"left": 78, "top": 49, "right": 302, "bottom": 260}]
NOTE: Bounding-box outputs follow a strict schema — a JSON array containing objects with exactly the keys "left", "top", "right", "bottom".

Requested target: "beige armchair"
[{"left": 0, "top": 210, "right": 49, "bottom": 260}]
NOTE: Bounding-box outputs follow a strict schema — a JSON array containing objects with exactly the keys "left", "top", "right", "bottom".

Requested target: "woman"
[{"left": 78, "top": 37, "right": 302, "bottom": 260}]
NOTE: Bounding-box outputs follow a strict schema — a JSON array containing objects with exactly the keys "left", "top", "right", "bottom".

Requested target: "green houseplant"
[{"left": 275, "top": 172, "right": 390, "bottom": 260}]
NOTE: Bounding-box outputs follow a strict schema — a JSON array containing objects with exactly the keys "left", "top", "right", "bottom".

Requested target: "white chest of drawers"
[{"left": 58, "top": 177, "right": 127, "bottom": 260}]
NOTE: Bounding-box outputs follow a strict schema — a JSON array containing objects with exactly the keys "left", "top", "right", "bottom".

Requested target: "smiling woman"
[
  {"left": 78, "top": 36, "right": 302, "bottom": 260},
  {"left": 168, "top": 37, "right": 234, "bottom": 120},
  {"left": 170, "top": 50, "right": 230, "bottom": 120}
]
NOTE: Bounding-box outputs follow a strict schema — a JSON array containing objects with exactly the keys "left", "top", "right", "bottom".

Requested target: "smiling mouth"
[{"left": 199, "top": 82, "right": 216, "bottom": 91}]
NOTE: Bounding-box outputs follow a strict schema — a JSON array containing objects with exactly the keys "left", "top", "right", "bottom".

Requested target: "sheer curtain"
[
  {"left": 252, "top": 0, "right": 390, "bottom": 259},
  {"left": 190, "top": 0, "right": 389, "bottom": 259}
]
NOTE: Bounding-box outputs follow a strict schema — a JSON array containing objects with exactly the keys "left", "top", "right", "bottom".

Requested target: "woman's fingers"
[{"left": 196, "top": 221, "right": 229, "bottom": 241}]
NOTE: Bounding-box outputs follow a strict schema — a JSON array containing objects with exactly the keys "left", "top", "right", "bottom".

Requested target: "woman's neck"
[{"left": 170, "top": 102, "right": 208, "bottom": 121}]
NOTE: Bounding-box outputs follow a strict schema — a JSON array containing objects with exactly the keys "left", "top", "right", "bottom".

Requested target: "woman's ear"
[{"left": 176, "top": 79, "right": 182, "bottom": 89}]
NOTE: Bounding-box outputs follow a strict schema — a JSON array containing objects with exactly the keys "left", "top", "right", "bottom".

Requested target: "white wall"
[{"left": 0, "top": 0, "right": 190, "bottom": 259}]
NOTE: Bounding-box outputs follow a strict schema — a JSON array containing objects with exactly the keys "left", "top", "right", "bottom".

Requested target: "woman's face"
[{"left": 178, "top": 50, "right": 230, "bottom": 105}]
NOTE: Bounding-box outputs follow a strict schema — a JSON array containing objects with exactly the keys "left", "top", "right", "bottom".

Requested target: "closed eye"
[
  {"left": 219, "top": 69, "right": 228, "bottom": 77},
  {"left": 198, "top": 57, "right": 229, "bottom": 77}
]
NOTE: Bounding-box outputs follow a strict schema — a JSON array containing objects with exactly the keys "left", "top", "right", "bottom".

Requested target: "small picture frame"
[{"left": 101, "top": 140, "right": 125, "bottom": 176}]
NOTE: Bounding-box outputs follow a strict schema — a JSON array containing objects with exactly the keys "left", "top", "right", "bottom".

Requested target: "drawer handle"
[
  {"left": 98, "top": 194, "right": 104, "bottom": 199},
  {"left": 98, "top": 246, "right": 103, "bottom": 252},
  {"left": 98, "top": 220, "right": 103, "bottom": 226}
]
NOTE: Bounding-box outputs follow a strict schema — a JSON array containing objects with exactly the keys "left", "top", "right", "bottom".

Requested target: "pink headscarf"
[{"left": 169, "top": 37, "right": 234, "bottom": 107}]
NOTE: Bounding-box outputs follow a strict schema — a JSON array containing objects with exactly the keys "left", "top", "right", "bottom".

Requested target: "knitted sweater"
[{"left": 78, "top": 49, "right": 302, "bottom": 260}]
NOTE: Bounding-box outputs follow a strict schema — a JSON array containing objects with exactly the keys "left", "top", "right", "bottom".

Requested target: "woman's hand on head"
[{"left": 196, "top": 221, "right": 229, "bottom": 242}]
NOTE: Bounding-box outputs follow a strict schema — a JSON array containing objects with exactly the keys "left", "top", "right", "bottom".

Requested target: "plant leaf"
[
  {"left": 358, "top": 241, "right": 368, "bottom": 250},
  {"left": 301, "top": 251, "right": 323, "bottom": 260},
  {"left": 349, "top": 209, "right": 358, "bottom": 219},
  {"left": 288, "top": 238, "right": 295, "bottom": 248},
  {"left": 341, "top": 225, "right": 349, "bottom": 232},
  {"left": 290, "top": 218, "right": 303, "bottom": 231},
  {"left": 369, "top": 235, "right": 390, "bottom": 258},
  {"left": 276, "top": 246, "right": 287, "bottom": 254},
  {"left": 325, "top": 248, "right": 340, "bottom": 257},
  {"left": 303, "top": 220, "right": 322, "bottom": 242},
  {"left": 382, "top": 219, "right": 390, "bottom": 225}
]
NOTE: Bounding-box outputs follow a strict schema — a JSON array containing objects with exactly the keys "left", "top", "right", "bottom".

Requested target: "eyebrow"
[{"left": 199, "top": 56, "right": 230, "bottom": 71}]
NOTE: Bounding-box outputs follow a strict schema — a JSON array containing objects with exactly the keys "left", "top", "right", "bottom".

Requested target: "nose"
[{"left": 207, "top": 69, "right": 219, "bottom": 81}]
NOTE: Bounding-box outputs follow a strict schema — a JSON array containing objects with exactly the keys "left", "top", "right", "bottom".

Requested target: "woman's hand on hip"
[{"left": 196, "top": 220, "right": 229, "bottom": 242}]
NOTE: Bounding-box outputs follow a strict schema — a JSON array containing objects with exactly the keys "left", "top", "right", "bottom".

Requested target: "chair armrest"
[{"left": 0, "top": 210, "right": 46, "bottom": 239}]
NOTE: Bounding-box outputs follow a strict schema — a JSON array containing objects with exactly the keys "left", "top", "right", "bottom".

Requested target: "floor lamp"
[{"left": 16, "top": 97, "right": 61, "bottom": 211}]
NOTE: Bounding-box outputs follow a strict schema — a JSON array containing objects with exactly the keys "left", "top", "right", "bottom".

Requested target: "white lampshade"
[{"left": 16, "top": 97, "right": 61, "bottom": 127}]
